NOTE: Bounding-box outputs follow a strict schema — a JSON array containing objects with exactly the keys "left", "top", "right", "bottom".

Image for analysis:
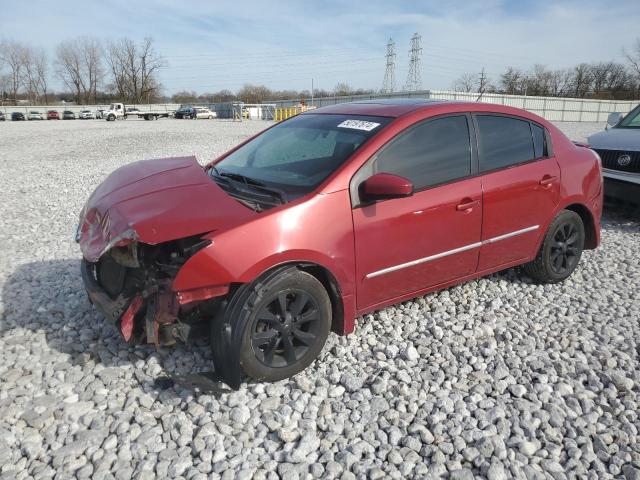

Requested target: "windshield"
[
  {"left": 618, "top": 105, "right": 640, "bottom": 128},
  {"left": 213, "top": 113, "right": 391, "bottom": 200}
]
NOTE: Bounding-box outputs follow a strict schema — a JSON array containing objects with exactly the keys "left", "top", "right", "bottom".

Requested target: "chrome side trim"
[
  {"left": 365, "top": 225, "right": 540, "bottom": 279},
  {"left": 481, "top": 225, "right": 539, "bottom": 245},
  {"left": 366, "top": 242, "right": 482, "bottom": 279}
]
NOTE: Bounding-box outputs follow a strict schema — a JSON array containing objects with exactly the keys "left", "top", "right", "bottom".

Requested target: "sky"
[{"left": 2, "top": 0, "right": 640, "bottom": 95}]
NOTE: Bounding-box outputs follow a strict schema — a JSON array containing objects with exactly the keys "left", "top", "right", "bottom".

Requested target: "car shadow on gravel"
[{"left": 0, "top": 259, "right": 232, "bottom": 399}]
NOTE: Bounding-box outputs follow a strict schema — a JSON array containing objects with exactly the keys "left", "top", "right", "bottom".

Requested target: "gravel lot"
[{"left": 0, "top": 119, "right": 638, "bottom": 480}]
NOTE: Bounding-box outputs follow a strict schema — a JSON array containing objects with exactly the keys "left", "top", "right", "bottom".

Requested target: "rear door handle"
[
  {"left": 456, "top": 199, "right": 479, "bottom": 211},
  {"left": 539, "top": 175, "right": 558, "bottom": 187}
]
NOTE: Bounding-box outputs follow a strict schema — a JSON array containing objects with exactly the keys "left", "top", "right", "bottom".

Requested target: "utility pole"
[
  {"left": 404, "top": 32, "right": 423, "bottom": 92},
  {"left": 381, "top": 38, "right": 396, "bottom": 94},
  {"left": 476, "top": 67, "right": 487, "bottom": 101}
]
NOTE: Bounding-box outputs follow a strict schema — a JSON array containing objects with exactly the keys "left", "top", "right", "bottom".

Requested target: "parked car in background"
[
  {"left": 195, "top": 107, "right": 217, "bottom": 119},
  {"left": 47, "top": 110, "right": 60, "bottom": 120},
  {"left": 126, "top": 107, "right": 141, "bottom": 115},
  {"left": 62, "top": 110, "right": 76, "bottom": 120},
  {"left": 11, "top": 112, "right": 25, "bottom": 121},
  {"left": 0, "top": 112, "right": 5, "bottom": 121},
  {"left": 79, "top": 109, "right": 95, "bottom": 119},
  {"left": 27, "top": 111, "right": 44, "bottom": 120},
  {"left": 588, "top": 104, "right": 640, "bottom": 205},
  {"left": 77, "top": 99, "right": 603, "bottom": 389},
  {"left": 96, "top": 109, "right": 106, "bottom": 119},
  {"left": 174, "top": 106, "right": 196, "bottom": 119}
]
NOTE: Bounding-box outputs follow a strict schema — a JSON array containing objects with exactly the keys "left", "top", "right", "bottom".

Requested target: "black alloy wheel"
[
  {"left": 220, "top": 267, "right": 331, "bottom": 383},
  {"left": 549, "top": 221, "right": 580, "bottom": 275},
  {"left": 522, "top": 209, "right": 585, "bottom": 283},
  {"left": 251, "top": 289, "right": 323, "bottom": 368}
]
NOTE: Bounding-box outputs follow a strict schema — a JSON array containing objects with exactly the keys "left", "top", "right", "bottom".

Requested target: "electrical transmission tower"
[
  {"left": 404, "top": 32, "right": 423, "bottom": 92},
  {"left": 381, "top": 38, "right": 396, "bottom": 93}
]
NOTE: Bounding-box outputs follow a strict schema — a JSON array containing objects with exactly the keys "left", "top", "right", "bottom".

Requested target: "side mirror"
[
  {"left": 606, "top": 112, "right": 623, "bottom": 129},
  {"left": 360, "top": 172, "right": 413, "bottom": 202}
]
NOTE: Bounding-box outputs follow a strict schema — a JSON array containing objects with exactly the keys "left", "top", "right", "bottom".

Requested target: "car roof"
[
  {"left": 308, "top": 98, "right": 449, "bottom": 117},
  {"left": 305, "top": 98, "right": 552, "bottom": 126}
]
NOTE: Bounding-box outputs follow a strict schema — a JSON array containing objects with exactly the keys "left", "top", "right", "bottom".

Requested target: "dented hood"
[{"left": 78, "top": 156, "right": 256, "bottom": 261}]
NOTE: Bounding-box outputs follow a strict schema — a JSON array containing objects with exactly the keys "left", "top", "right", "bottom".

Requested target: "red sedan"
[
  {"left": 47, "top": 110, "right": 60, "bottom": 120},
  {"left": 77, "top": 99, "right": 603, "bottom": 388}
]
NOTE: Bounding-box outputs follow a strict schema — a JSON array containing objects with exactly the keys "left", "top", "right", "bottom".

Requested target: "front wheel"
[
  {"left": 521, "top": 209, "right": 585, "bottom": 283},
  {"left": 215, "top": 268, "right": 332, "bottom": 383}
]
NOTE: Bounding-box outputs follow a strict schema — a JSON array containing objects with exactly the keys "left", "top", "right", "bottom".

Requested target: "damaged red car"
[{"left": 78, "top": 99, "right": 603, "bottom": 389}]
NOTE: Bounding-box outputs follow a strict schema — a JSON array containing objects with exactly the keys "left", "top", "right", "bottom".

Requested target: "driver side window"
[{"left": 373, "top": 115, "right": 472, "bottom": 190}]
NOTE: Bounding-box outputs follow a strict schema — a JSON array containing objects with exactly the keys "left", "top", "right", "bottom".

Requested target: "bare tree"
[
  {"left": 55, "top": 37, "right": 103, "bottom": 104},
  {"left": 333, "top": 82, "right": 353, "bottom": 96},
  {"left": 236, "top": 84, "right": 272, "bottom": 103},
  {"left": 571, "top": 63, "right": 592, "bottom": 98},
  {"left": 500, "top": 66, "right": 524, "bottom": 95},
  {"left": 106, "top": 37, "right": 163, "bottom": 103},
  {"left": 453, "top": 72, "right": 476, "bottom": 92},
  {"left": 33, "top": 48, "right": 49, "bottom": 104},
  {"left": 20, "top": 46, "right": 50, "bottom": 104},
  {"left": 0, "top": 40, "right": 27, "bottom": 103},
  {"left": 55, "top": 39, "right": 86, "bottom": 103},
  {"left": 81, "top": 38, "right": 102, "bottom": 103},
  {"left": 623, "top": 39, "right": 640, "bottom": 97}
]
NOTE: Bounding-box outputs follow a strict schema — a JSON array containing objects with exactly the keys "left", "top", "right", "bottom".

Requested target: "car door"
[
  {"left": 352, "top": 114, "right": 483, "bottom": 310},
  {"left": 474, "top": 114, "right": 560, "bottom": 271}
]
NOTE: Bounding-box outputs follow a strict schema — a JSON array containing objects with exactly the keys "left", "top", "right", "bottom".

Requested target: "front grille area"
[
  {"left": 96, "top": 255, "right": 126, "bottom": 298},
  {"left": 593, "top": 149, "right": 640, "bottom": 173}
]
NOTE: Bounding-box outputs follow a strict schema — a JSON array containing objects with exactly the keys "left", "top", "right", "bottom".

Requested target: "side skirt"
[{"left": 355, "top": 255, "right": 533, "bottom": 319}]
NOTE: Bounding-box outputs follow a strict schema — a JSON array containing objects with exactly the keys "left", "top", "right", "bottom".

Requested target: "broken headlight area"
[{"left": 81, "top": 235, "right": 224, "bottom": 348}]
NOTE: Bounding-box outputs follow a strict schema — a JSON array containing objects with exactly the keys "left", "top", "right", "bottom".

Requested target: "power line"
[
  {"left": 381, "top": 38, "right": 396, "bottom": 93},
  {"left": 404, "top": 32, "right": 423, "bottom": 92}
]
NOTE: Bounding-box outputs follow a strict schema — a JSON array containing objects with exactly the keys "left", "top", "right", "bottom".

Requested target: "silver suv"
[{"left": 588, "top": 104, "right": 640, "bottom": 204}]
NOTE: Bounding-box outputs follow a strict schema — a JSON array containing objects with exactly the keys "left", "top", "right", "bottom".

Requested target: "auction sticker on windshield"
[{"left": 337, "top": 119, "right": 381, "bottom": 131}]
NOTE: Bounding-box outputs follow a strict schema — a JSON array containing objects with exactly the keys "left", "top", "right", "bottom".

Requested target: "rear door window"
[{"left": 476, "top": 115, "right": 535, "bottom": 172}]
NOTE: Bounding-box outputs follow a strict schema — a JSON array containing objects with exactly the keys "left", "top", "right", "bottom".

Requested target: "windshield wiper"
[
  {"left": 218, "top": 171, "right": 287, "bottom": 204},
  {"left": 209, "top": 167, "right": 287, "bottom": 205}
]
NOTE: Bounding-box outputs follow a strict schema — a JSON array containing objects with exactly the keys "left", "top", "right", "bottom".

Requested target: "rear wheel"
[
  {"left": 521, "top": 209, "right": 584, "bottom": 283},
  {"left": 216, "top": 268, "right": 332, "bottom": 382}
]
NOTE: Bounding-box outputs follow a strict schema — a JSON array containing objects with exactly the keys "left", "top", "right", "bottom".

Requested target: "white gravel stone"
[{"left": 0, "top": 119, "right": 638, "bottom": 479}]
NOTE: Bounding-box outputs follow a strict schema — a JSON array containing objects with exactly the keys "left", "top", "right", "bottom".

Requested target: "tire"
[
  {"left": 107, "top": 114, "right": 115, "bottom": 121},
  {"left": 216, "top": 267, "right": 332, "bottom": 383},
  {"left": 521, "top": 209, "right": 585, "bottom": 283}
]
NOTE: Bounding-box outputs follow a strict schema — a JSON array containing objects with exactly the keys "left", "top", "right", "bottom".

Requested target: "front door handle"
[
  {"left": 539, "top": 175, "right": 558, "bottom": 187},
  {"left": 456, "top": 199, "right": 479, "bottom": 211}
]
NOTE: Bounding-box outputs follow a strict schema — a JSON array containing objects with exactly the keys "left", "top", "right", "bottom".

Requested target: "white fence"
[
  {"left": 269, "top": 90, "right": 638, "bottom": 123},
  {"left": 3, "top": 92, "right": 638, "bottom": 122}
]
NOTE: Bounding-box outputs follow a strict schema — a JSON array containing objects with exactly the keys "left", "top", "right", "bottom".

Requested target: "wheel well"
[
  {"left": 564, "top": 203, "right": 597, "bottom": 249},
  {"left": 248, "top": 262, "right": 344, "bottom": 334},
  {"left": 297, "top": 263, "right": 344, "bottom": 334}
]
